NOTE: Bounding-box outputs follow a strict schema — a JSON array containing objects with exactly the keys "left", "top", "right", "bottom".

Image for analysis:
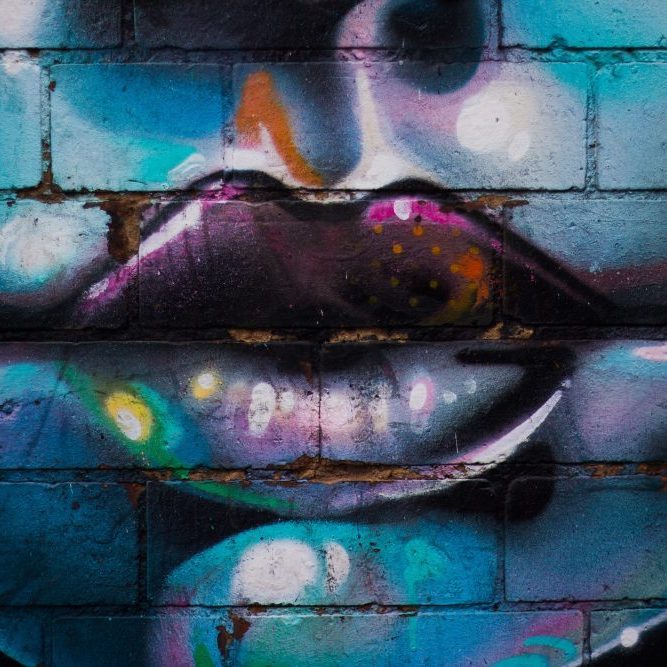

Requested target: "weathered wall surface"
[{"left": 0, "top": 1, "right": 666, "bottom": 665}]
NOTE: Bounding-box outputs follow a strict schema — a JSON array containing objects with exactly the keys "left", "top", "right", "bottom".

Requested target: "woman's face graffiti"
[{"left": 0, "top": 2, "right": 666, "bottom": 666}]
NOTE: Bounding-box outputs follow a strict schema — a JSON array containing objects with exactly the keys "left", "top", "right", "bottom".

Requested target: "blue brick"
[
  {"left": 0, "top": 614, "right": 42, "bottom": 666},
  {"left": 598, "top": 65, "right": 667, "bottom": 189},
  {"left": 0, "top": 200, "right": 122, "bottom": 328},
  {"left": 321, "top": 343, "right": 529, "bottom": 464},
  {"left": 148, "top": 481, "right": 499, "bottom": 606},
  {"left": 505, "top": 199, "right": 667, "bottom": 324},
  {"left": 0, "top": 59, "right": 41, "bottom": 188},
  {"left": 506, "top": 476, "right": 667, "bottom": 601},
  {"left": 0, "top": 1, "right": 121, "bottom": 48},
  {"left": 536, "top": 341, "right": 667, "bottom": 462},
  {"left": 502, "top": 0, "right": 667, "bottom": 47},
  {"left": 590, "top": 608, "right": 667, "bottom": 663},
  {"left": 136, "top": 0, "right": 492, "bottom": 49},
  {"left": 0, "top": 483, "right": 138, "bottom": 604},
  {"left": 53, "top": 618, "right": 148, "bottom": 667},
  {"left": 231, "top": 62, "right": 587, "bottom": 189},
  {"left": 51, "top": 65, "right": 230, "bottom": 191},
  {"left": 0, "top": 343, "right": 317, "bottom": 469},
  {"left": 53, "top": 611, "right": 583, "bottom": 666}
]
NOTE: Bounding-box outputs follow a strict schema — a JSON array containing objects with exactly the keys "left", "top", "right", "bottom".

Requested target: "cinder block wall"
[{"left": 0, "top": 1, "right": 666, "bottom": 665}]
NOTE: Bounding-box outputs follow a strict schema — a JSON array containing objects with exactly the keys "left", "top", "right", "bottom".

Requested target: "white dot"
[
  {"left": 324, "top": 542, "right": 350, "bottom": 594},
  {"left": 620, "top": 627, "right": 639, "bottom": 648},
  {"left": 463, "top": 378, "right": 477, "bottom": 395},
  {"left": 393, "top": 199, "right": 412, "bottom": 220},
  {"left": 248, "top": 382, "right": 276, "bottom": 436},
  {"left": 114, "top": 409, "right": 143, "bottom": 442},
  {"left": 409, "top": 382, "right": 428, "bottom": 411},
  {"left": 196, "top": 372, "right": 216, "bottom": 390},
  {"left": 231, "top": 539, "right": 318, "bottom": 604},
  {"left": 442, "top": 390, "right": 458, "bottom": 404},
  {"left": 278, "top": 389, "right": 296, "bottom": 414}
]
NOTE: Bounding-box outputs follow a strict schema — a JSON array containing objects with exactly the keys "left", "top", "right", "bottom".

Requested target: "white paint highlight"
[
  {"left": 456, "top": 82, "right": 535, "bottom": 161},
  {"left": 458, "top": 390, "right": 562, "bottom": 464},
  {"left": 620, "top": 627, "right": 639, "bottom": 648},
  {"left": 409, "top": 382, "right": 429, "bottom": 411},
  {"left": 634, "top": 343, "right": 667, "bottom": 362},
  {"left": 196, "top": 372, "right": 216, "bottom": 390},
  {"left": 393, "top": 199, "right": 412, "bottom": 220},
  {"left": 248, "top": 382, "right": 277, "bottom": 435},
  {"left": 337, "top": 70, "right": 429, "bottom": 189},
  {"left": 277, "top": 389, "right": 296, "bottom": 414},
  {"left": 0, "top": 0, "right": 46, "bottom": 45},
  {"left": 114, "top": 409, "right": 144, "bottom": 442},
  {"left": 324, "top": 542, "right": 350, "bottom": 593},
  {"left": 442, "top": 390, "right": 458, "bottom": 404},
  {"left": 231, "top": 539, "right": 318, "bottom": 604}
]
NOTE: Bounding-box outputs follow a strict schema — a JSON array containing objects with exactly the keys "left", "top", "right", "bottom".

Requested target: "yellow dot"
[
  {"left": 431, "top": 245, "right": 441, "bottom": 256},
  {"left": 105, "top": 391, "right": 153, "bottom": 442},
  {"left": 392, "top": 243, "right": 403, "bottom": 255},
  {"left": 368, "top": 295, "right": 378, "bottom": 305},
  {"left": 191, "top": 371, "right": 221, "bottom": 400},
  {"left": 451, "top": 228, "right": 461, "bottom": 237},
  {"left": 469, "top": 246, "right": 480, "bottom": 255},
  {"left": 409, "top": 297, "right": 419, "bottom": 307},
  {"left": 412, "top": 225, "right": 424, "bottom": 237},
  {"left": 370, "top": 259, "right": 381, "bottom": 270},
  {"left": 373, "top": 224, "right": 383, "bottom": 235},
  {"left": 390, "top": 277, "right": 400, "bottom": 287},
  {"left": 450, "top": 263, "right": 461, "bottom": 273},
  {"left": 429, "top": 279, "right": 439, "bottom": 289}
]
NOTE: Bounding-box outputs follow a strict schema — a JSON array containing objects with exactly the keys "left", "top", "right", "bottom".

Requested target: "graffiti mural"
[{"left": 0, "top": 1, "right": 666, "bottom": 665}]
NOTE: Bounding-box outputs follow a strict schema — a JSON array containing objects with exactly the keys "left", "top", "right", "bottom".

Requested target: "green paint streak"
[
  {"left": 61, "top": 366, "right": 184, "bottom": 468},
  {"left": 524, "top": 635, "right": 578, "bottom": 660},
  {"left": 193, "top": 643, "right": 216, "bottom": 667},
  {"left": 493, "top": 657, "right": 548, "bottom": 667},
  {"left": 188, "top": 481, "right": 294, "bottom": 513}
]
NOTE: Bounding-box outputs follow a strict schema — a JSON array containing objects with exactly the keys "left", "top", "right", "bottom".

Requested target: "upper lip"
[{"left": 70, "top": 174, "right": 614, "bottom": 328}]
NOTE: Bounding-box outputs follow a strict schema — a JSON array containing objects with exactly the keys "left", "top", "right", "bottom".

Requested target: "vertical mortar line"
[
  {"left": 40, "top": 55, "right": 52, "bottom": 189},
  {"left": 584, "top": 61, "right": 600, "bottom": 194},
  {"left": 137, "top": 481, "right": 148, "bottom": 610},
  {"left": 494, "top": 0, "right": 503, "bottom": 59},
  {"left": 582, "top": 607, "right": 592, "bottom": 665},
  {"left": 500, "top": 478, "right": 508, "bottom": 606},
  {"left": 45, "top": 613, "right": 53, "bottom": 667},
  {"left": 222, "top": 64, "right": 234, "bottom": 185},
  {"left": 317, "top": 339, "right": 323, "bottom": 467},
  {"left": 499, "top": 204, "right": 509, "bottom": 326}
]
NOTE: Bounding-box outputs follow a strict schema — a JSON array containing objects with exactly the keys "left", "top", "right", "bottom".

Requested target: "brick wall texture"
[{"left": 0, "top": 1, "right": 666, "bottom": 665}]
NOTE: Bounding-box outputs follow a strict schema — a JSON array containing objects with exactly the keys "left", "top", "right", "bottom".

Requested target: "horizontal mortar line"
[
  {"left": 0, "top": 328, "right": 666, "bottom": 340},
  {"left": 5, "top": 188, "right": 667, "bottom": 199},
  {"left": 0, "top": 464, "right": 664, "bottom": 475},
  {"left": 4, "top": 45, "right": 667, "bottom": 57}
]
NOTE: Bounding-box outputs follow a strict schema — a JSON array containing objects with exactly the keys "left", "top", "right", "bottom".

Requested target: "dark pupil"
[
  {"left": 385, "top": 0, "right": 484, "bottom": 48},
  {"left": 384, "top": 0, "right": 484, "bottom": 92}
]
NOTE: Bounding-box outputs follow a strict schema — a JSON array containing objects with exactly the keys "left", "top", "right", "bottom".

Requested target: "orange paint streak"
[
  {"left": 455, "top": 249, "right": 490, "bottom": 307},
  {"left": 426, "top": 248, "right": 490, "bottom": 324},
  {"left": 236, "top": 71, "right": 323, "bottom": 187}
]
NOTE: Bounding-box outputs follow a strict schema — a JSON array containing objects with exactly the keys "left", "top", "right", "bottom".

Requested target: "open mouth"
[{"left": 70, "top": 174, "right": 614, "bottom": 328}]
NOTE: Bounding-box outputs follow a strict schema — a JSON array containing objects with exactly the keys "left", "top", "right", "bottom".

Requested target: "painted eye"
[{"left": 381, "top": 0, "right": 485, "bottom": 92}]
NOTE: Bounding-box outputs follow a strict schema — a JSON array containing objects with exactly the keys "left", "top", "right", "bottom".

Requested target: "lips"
[{"left": 71, "top": 174, "right": 613, "bottom": 328}]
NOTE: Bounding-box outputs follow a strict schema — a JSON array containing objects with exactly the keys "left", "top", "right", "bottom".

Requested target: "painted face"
[{"left": 0, "top": 2, "right": 666, "bottom": 666}]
